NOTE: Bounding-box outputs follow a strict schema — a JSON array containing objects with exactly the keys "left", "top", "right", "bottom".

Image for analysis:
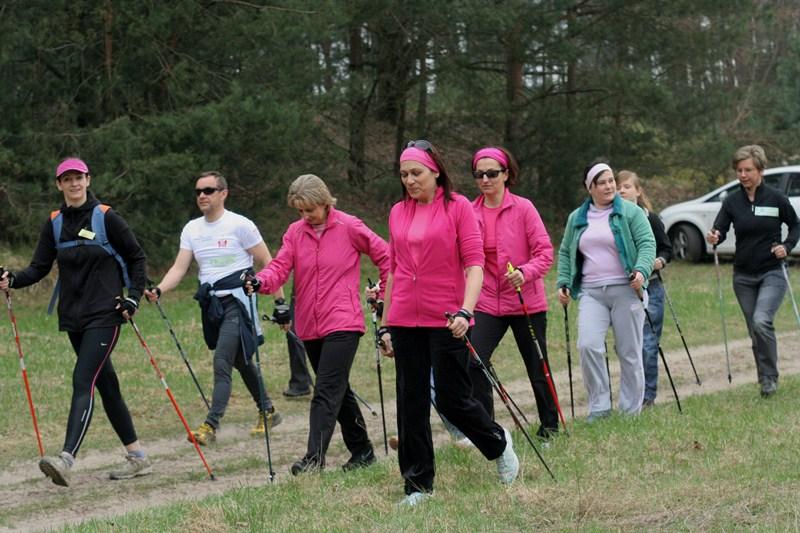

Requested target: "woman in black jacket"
[{"left": 0, "top": 158, "right": 151, "bottom": 487}]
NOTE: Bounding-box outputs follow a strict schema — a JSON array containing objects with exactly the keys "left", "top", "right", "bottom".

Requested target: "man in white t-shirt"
[{"left": 145, "top": 171, "right": 283, "bottom": 445}]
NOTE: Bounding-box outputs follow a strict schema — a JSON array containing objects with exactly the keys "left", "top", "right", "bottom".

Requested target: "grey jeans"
[
  {"left": 206, "top": 297, "right": 272, "bottom": 428},
  {"left": 732, "top": 268, "right": 786, "bottom": 385},
  {"left": 578, "top": 284, "right": 645, "bottom": 415}
]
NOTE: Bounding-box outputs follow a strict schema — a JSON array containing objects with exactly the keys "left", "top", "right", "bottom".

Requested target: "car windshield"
[{"left": 704, "top": 173, "right": 784, "bottom": 202}]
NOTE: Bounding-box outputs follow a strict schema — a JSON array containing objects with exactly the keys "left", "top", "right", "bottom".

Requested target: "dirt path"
[{"left": 2, "top": 331, "right": 798, "bottom": 532}]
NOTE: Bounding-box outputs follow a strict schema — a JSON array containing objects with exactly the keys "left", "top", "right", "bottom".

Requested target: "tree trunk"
[{"left": 348, "top": 21, "right": 367, "bottom": 186}]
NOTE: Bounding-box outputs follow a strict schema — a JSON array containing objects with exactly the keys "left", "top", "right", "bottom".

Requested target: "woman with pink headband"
[
  {"left": 377, "top": 140, "right": 519, "bottom": 506},
  {"left": 468, "top": 146, "right": 558, "bottom": 439},
  {"left": 556, "top": 160, "right": 655, "bottom": 422}
]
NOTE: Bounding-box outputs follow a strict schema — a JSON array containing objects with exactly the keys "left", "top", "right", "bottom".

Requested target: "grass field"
[{"left": 1, "top": 259, "right": 800, "bottom": 531}]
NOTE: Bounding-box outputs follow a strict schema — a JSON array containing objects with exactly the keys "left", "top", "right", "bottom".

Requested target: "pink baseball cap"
[{"left": 55, "top": 158, "right": 89, "bottom": 178}]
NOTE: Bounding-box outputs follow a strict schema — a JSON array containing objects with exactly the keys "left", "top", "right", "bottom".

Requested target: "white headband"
[{"left": 585, "top": 163, "right": 612, "bottom": 190}]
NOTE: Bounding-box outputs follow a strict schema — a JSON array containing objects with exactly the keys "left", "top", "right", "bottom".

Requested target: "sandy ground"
[{"left": 1, "top": 330, "right": 798, "bottom": 532}]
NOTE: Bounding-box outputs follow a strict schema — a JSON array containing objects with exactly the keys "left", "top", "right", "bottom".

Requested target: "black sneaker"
[
  {"left": 760, "top": 379, "right": 777, "bottom": 398},
  {"left": 642, "top": 398, "right": 655, "bottom": 409},
  {"left": 535, "top": 425, "right": 558, "bottom": 440},
  {"left": 283, "top": 387, "right": 312, "bottom": 398},
  {"left": 342, "top": 446, "right": 376, "bottom": 472},
  {"left": 290, "top": 455, "right": 322, "bottom": 476}
]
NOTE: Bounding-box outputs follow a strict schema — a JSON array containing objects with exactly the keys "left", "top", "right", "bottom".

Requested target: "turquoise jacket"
[{"left": 556, "top": 194, "right": 656, "bottom": 299}]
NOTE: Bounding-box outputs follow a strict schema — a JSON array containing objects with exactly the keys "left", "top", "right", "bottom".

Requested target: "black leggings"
[
  {"left": 64, "top": 326, "right": 138, "bottom": 457},
  {"left": 469, "top": 311, "right": 559, "bottom": 432}
]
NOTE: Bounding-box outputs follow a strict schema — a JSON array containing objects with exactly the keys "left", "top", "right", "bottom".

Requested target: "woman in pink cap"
[
  {"left": 0, "top": 157, "right": 151, "bottom": 486},
  {"left": 469, "top": 146, "right": 559, "bottom": 440},
  {"left": 378, "top": 140, "right": 519, "bottom": 506}
]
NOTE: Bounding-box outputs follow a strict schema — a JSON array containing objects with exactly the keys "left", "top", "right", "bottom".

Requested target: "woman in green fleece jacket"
[{"left": 556, "top": 161, "right": 655, "bottom": 421}]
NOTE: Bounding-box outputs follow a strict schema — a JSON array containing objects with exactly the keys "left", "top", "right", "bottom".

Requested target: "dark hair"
[
  {"left": 197, "top": 170, "right": 228, "bottom": 190},
  {"left": 497, "top": 146, "right": 519, "bottom": 187},
  {"left": 399, "top": 141, "right": 454, "bottom": 203},
  {"left": 582, "top": 157, "right": 611, "bottom": 188}
]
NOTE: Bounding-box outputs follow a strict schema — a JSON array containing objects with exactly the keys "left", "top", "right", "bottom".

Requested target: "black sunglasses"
[
  {"left": 406, "top": 139, "right": 433, "bottom": 152},
  {"left": 195, "top": 187, "right": 223, "bottom": 197},
  {"left": 472, "top": 169, "right": 506, "bottom": 180}
]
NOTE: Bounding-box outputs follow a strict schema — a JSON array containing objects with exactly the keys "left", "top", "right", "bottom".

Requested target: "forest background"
[{"left": 2, "top": 0, "right": 800, "bottom": 263}]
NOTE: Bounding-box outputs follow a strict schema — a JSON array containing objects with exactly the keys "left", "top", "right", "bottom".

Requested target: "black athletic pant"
[
  {"left": 302, "top": 331, "right": 371, "bottom": 463},
  {"left": 64, "top": 326, "right": 138, "bottom": 457},
  {"left": 392, "top": 327, "right": 506, "bottom": 495},
  {"left": 470, "top": 311, "right": 559, "bottom": 433},
  {"left": 286, "top": 294, "right": 313, "bottom": 392}
]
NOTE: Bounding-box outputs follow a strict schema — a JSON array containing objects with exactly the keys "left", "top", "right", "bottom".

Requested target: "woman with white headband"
[{"left": 556, "top": 160, "right": 655, "bottom": 422}]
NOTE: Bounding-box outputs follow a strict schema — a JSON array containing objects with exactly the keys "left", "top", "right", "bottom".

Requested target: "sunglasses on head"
[
  {"left": 406, "top": 139, "right": 433, "bottom": 152},
  {"left": 472, "top": 169, "right": 506, "bottom": 180},
  {"left": 195, "top": 187, "right": 222, "bottom": 197}
]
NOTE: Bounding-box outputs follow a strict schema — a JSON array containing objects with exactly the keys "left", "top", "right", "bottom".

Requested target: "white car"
[{"left": 660, "top": 166, "right": 800, "bottom": 262}]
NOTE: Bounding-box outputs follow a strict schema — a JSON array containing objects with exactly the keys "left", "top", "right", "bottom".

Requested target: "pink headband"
[
  {"left": 400, "top": 147, "right": 439, "bottom": 173},
  {"left": 585, "top": 163, "right": 612, "bottom": 190},
  {"left": 472, "top": 147, "right": 509, "bottom": 170}
]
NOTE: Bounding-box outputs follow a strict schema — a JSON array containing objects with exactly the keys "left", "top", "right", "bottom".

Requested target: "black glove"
[
  {"left": 367, "top": 298, "right": 384, "bottom": 319},
  {"left": 242, "top": 273, "right": 261, "bottom": 294},
  {"left": 272, "top": 298, "right": 291, "bottom": 324},
  {"left": 146, "top": 279, "right": 162, "bottom": 300},
  {"left": 117, "top": 296, "right": 139, "bottom": 318},
  {"left": 376, "top": 326, "right": 391, "bottom": 347}
]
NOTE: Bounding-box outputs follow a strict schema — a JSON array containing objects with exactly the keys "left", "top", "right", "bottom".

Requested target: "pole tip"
[{"left": 209, "top": 474, "right": 217, "bottom": 481}]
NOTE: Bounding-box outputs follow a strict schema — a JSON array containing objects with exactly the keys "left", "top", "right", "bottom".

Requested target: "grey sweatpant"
[{"left": 577, "top": 284, "right": 645, "bottom": 415}]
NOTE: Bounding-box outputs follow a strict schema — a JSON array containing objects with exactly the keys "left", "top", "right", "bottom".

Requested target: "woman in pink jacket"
[
  {"left": 379, "top": 140, "right": 519, "bottom": 507},
  {"left": 250, "top": 174, "right": 390, "bottom": 475},
  {"left": 469, "top": 146, "right": 558, "bottom": 440}
]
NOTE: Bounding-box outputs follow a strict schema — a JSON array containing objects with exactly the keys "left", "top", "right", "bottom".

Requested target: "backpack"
[{"left": 47, "top": 204, "right": 131, "bottom": 314}]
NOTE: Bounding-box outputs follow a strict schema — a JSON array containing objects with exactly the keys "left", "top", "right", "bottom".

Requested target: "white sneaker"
[
  {"left": 398, "top": 491, "right": 432, "bottom": 507},
  {"left": 454, "top": 436, "right": 474, "bottom": 448},
  {"left": 495, "top": 427, "right": 519, "bottom": 485}
]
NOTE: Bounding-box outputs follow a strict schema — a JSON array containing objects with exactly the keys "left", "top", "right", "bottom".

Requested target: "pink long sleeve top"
[
  {"left": 386, "top": 187, "right": 485, "bottom": 327},
  {"left": 473, "top": 191, "right": 553, "bottom": 316},
  {"left": 255, "top": 207, "right": 390, "bottom": 341}
]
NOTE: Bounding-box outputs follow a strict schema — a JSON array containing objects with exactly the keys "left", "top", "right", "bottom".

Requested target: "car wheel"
[{"left": 671, "top": 224, "right": 703, "bottom": 262}]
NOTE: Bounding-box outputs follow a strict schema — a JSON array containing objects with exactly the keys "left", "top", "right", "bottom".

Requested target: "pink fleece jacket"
[
  {"left": 473, "top": 191, "right": 553, "bottom": 316},
  {"left": 386, "top": 187, "right": 484, "bottom": 327},
  {"left": 255, "top": 207, "right": 390, "bottom": 341}
]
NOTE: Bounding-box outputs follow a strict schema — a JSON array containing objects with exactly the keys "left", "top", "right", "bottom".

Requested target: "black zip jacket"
[
  {"left": 713, "top": 182, "right": 800, "bottom": 275},
  {"left": 648, "top": 209, "right": 672, "bottom": 265},
  {"left": 12, "top": 195, "right": 147, "bottom": 331}
]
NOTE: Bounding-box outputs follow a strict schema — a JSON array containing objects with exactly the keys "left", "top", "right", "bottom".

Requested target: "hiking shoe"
[
  {"left": 642, "top": 398, "right": 655, "bottom": 410},
  {"left": 290, "top": 455, "right": 322, "bottom": 476},
  {"left": 251, "top": 409, "right": 283, "bottom": 436},
  {"left": 342, "top": 446, "right": 376, "bottom": 472},
  {"left": 109, "top": 454, "right": 153, "bottom": 480},
  {"left": 587, "top": 409, "right": 612, "bottom": 423},
  {"left": 283, "top": 387, "right": 311, "bottom": 398},
  {"left": 495, "top": 427, "right": 519, "bottom": 485},
  {"left": 189, "top": 422, "right": 216, "bottom": 446},
  {"left": 398, "top": 491, "right": 432, "bottom": 507},
  {"left": 760, "top": 380, "right": 778, "bottom": 398},
  {"left": 39, "top": 455, "right": 71, "bottom": 487},
  {"left": 536, "top": 425, "right": 558, "bottom": 440}
]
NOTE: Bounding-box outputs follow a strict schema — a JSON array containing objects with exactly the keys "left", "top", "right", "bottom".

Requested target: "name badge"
[
  {"left": 78, "top": 228, "right": 96, "bottom": 240},
  {"left": 754, "top": 206, "right": 779, "bottom": 218}
]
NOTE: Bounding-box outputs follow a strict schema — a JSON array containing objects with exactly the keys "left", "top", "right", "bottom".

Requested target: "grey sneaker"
[
  {"left": 398, "top": 491, "right": 432, "bottom": 507},
  {"left": 109, "top": 454, "right": 153, "bottom": 480},
  {"left": 760, "top": 379, "right": 778, "bottom": 398},
  {"left": 587, "top": 409, "right": 612, "bottom": 423},
  {"left": 39, "top": 455, "right": 71, "bottom": 487},
  {"left": 495, "top": 427, "right": 519, "bottom": 485}
]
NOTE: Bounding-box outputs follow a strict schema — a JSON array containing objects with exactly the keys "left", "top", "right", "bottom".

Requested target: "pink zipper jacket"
[
  {"left": 386, "top": 187, "right": 484, "bottom": 327},
  {"left": 255, "top": 207, "right": 390, "bottom": 340},
  {"left": 473, "top": 191, "right": 553, "bottom": 316}
]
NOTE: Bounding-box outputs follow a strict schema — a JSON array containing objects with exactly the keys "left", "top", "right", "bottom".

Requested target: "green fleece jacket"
[{"left": 556, "top": 194, "right": 656, "bottom": 299}]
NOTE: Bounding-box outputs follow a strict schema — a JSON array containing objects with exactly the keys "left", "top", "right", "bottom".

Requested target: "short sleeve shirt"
[{"left": 180, "top": 210, "right": 263, "bottom": 292}]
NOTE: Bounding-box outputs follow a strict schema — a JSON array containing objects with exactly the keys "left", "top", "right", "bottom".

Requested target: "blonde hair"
[
  {"left": 616, "top": 170, "right": 653, "bottom": 211},
  {"left": 732, "top": 144, "right": 767, "bottom": 171},
  {"left": 287, "top": 174, "right": 337, "bottom": 208}
]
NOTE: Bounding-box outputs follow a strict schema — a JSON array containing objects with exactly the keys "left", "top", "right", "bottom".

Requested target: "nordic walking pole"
[
  {"left": 1, "top": 273, "right": 45, "bottom": 457},
  {"left": 366, "top": 278, "right": 389, "bottom": 455},
  {"left": 605, "top": 342, "right": 613, "bottom": 407},
  {"left": 562, "top": 304, "right": 575, "bottom": 419},
  {"left": 772, "top": 244, "right": 800, "bottom": 330},
  {"left": 486, "top": 362, "right": 531, "bottom": 426},
  {"left": 657, "top": 271, "right": 702, "bottom": 385},
  {"left": 244, "top": 284, "right": 276, "bottom": 483},
  {"left": 127, "top": 318, "right": 215, "bottom": 479},
  {"left": 147, "top": 282, "right": 210, "bottom": 410},
  {"left": 506, "top": 263, "right": 568, "bottom": 433},
  {"left": 713, "top": 245, "right": 732, "bottom": 383},
  {"left": 352, "top": 390, "right": 378, "bottom": 417},
  {"left": 446, "top": 312, "right": 555, "bottom": 481},
  {"left": 630, "top": 277, "right": 682, "bottom": 413}
]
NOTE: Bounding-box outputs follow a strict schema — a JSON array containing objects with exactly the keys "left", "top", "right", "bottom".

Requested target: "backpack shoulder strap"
[{"left": 92, "top": 204, "right": 131, "bottom": 288}]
